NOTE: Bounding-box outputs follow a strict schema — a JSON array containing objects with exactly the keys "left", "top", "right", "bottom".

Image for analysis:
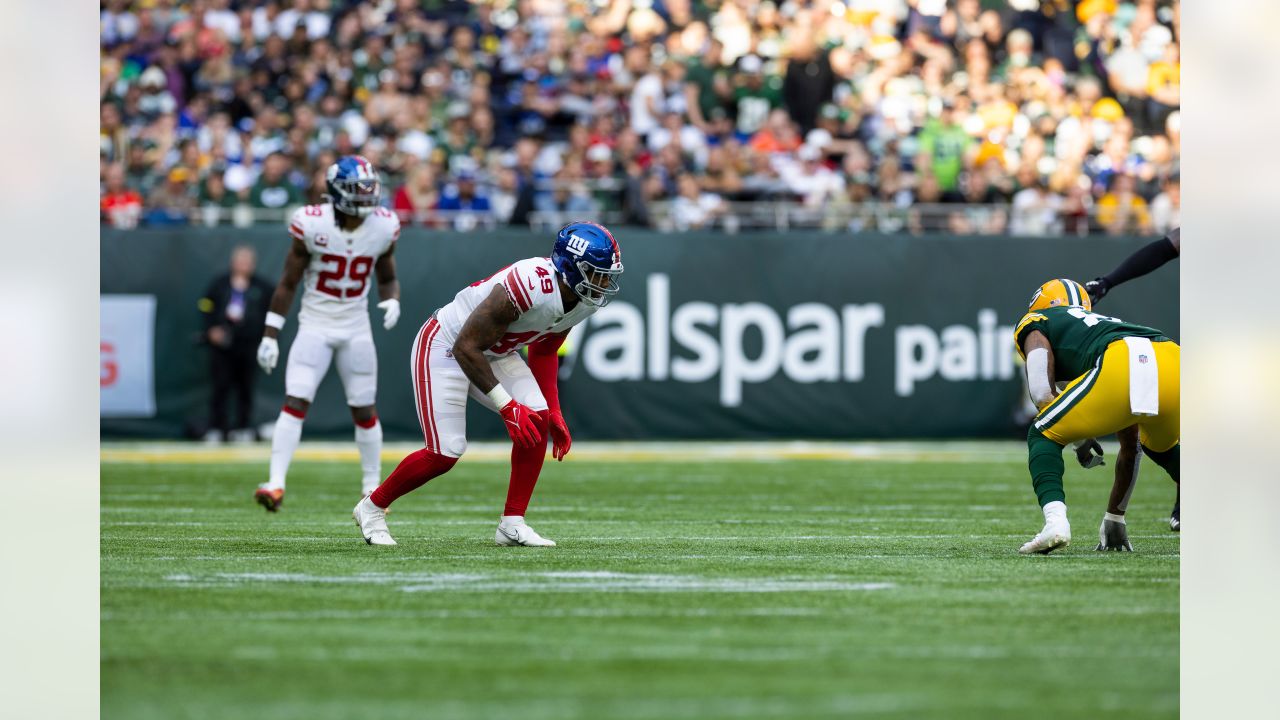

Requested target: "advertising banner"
[
  {"left": 101, "top": 229, "right": 1177, "bottom": 439},
  {"left": 101, "top": 294, "right": 157, "bottom": 418}
]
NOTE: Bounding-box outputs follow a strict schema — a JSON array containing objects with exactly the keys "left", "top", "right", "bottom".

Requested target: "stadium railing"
[{"left": 122, "top": 202, "right": 1141, "bottom": 238}]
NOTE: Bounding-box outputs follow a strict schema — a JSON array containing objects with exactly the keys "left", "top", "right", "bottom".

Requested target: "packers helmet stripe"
[{"left": 1061, "top": 278, "right": 1079, "bottom": 307}]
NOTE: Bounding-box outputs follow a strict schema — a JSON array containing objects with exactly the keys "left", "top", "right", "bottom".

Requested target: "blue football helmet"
[
  {"left": 325, "top": 155, "right": 381, "bottom": 217},
  {"left": 551, "top": 222, "right": 623, "bottom": 307}
]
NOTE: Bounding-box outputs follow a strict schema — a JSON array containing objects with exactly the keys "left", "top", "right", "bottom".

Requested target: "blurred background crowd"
[{"left": 100, "top": 0, "right": 1180, "bottom": 235}]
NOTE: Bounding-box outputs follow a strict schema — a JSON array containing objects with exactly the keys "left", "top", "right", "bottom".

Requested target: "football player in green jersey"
[{"left": 1013, "top": 279, "right": 1181, "bottom": 555}]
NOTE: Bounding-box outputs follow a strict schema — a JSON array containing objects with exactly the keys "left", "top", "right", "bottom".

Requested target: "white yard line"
[
  {"left": 101, "top": 439, "right": 1035, "bottom": 464},
  {"left": 158, "top": 570, "right": 896, "bottom": 594}
]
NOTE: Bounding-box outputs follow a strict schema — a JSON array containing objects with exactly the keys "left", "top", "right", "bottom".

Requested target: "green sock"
[
  {"left": 1141, "top": 443, "right": 1180, "bottom": 483},
  {"left": 1028, "top": 426, "right": 1066, "bottom": 507}
]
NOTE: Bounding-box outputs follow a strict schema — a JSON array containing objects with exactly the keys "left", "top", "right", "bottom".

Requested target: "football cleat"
[
  {"left": 495, "top": 518, "right": 556, "bottom": 547},
  {"left": 1019, "top": 517, "right": 1071, "bottom": 555},
  {"left": 353, "top": 496, "right": 397, "bottom": 546},
  {"left": 1169, "top": 503, "right": 1180, "bottom": 532},
  {"left": 1027, "top": 278, "right": 1092, "bottom": 313},
  {"left": 254, "top": 485, "right": 284, "bottom": 512}
]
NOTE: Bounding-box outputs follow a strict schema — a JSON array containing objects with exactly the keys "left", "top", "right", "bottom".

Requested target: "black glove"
[
  {"left": 1095, "top": 514, "right": 1133, "bottom": 551},
  {"left": 1074, "top": 438, "right": 1105, "bottom": 469},
  {"left": 1084, "top": 277, "right": 1110, "bottom": 305}
]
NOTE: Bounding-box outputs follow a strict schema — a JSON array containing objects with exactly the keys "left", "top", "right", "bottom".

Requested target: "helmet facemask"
[
  {"left": 571, "top": 260, "right": 623, "bottom": 307},
  {"left": 330, "top": 176, "right": 381, "bottom": 217}
]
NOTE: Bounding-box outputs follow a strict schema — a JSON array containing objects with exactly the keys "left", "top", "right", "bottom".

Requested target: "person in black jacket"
[
  {"left": 782, "top": 36, "right": 836, "bottom": 135},
  {"left": 199, "top": 245, "right": 273, "bottom": 440}
]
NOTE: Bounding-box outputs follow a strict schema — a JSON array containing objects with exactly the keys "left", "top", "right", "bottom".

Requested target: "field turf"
[{"left": 101, "top": 442, "right": 1178, "bottom": 719}]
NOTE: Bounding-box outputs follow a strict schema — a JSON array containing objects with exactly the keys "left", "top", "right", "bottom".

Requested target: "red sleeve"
[{"left": 527, "top": 333, "right": 566, "bottom": 413}]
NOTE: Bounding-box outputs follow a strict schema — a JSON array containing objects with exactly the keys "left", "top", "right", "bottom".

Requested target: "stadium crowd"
[{"left": 100, "top": 0, "right": 1180, "bottom": 236}]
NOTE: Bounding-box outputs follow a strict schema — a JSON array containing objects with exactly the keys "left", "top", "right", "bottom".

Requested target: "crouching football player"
[
  {"left": 353, "top": 222, "right": 623, "bottom": 546},
  {"left": 1013, "top": 279, "right": 1180, "bottom": 555}
]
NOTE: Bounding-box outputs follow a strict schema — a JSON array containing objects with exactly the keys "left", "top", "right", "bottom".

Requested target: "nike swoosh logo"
[{"left": 499, "top": 525, "right": 521, "bottom": 542}]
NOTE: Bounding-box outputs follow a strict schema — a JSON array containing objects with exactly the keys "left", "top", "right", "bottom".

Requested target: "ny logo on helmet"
[{"left": 566, "top": 233, "right": 591, "bottom": 257}]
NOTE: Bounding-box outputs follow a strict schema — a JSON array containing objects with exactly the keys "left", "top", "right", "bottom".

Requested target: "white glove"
[
  {"left": 257, "top": 336, "right": 279, "bottom": 374},
  {"left": 377, "top": 298, "right": 401, "bottom": 330}
]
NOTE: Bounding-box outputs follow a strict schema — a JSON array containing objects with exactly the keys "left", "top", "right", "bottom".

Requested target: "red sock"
[
  {"left": 370, "top": 448, "right": 457, "bottom": 509},
  {"left": 503, "top": 410, "right": 548, "bottom": 516}
]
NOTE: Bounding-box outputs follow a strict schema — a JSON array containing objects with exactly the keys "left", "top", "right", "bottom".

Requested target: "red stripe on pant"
[
  {"left": 410, "top": 322, "right": 427, "bottom": 445},
  {"left": 414, "top": 319, "right": 441, "bottom": 452}
]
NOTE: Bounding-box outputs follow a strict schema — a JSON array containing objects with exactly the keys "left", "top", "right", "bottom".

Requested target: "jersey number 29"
[{"left": 316, "top": 254, "right": 373, "bottom": 298}]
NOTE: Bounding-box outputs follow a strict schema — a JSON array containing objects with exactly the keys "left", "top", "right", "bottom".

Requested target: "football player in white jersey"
[
  {"left": 352, "top": 222, "right": 623, "bottom": 546},
  {"left": 253, "top": 155, "right": 402, "bottom": 511}
]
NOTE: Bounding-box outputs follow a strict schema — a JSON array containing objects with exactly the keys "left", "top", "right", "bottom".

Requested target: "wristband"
[
  {"left": 486, "top": 384, "right": 513, "bottom": 408},
  {"left": 1103, "top": 512, "right": 1126, "bottom": 524},
  {"left": 265, "top": 311, "right": 287, "bottom": 330}
]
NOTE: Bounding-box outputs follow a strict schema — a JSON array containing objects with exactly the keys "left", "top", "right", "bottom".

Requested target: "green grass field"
[{"left": 101, "top": 442, "right": 1178, "bottom": 719}]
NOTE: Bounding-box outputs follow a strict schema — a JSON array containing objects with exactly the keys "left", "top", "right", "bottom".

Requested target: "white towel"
[{"left": 1124, "top": 336, "right": 1159, "bottom": 416}]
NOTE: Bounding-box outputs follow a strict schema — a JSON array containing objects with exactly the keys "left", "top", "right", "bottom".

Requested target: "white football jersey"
[
  {"left": 287, "top": 204, "right": 400, "bottom": 330},
  {"left": 435, "top": 257, "right": 597, "bottom": 356}
]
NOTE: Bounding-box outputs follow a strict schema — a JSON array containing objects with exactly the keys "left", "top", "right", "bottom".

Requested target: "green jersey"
[
  {"left": 917, "top": 120, "right": 972, "bottom": 192},
  {"left": 733, "top": 79, "right": 783, "bottom": 135},
  {"left": 1014, "top": 306, "right": 1170, "bottom": 380}
]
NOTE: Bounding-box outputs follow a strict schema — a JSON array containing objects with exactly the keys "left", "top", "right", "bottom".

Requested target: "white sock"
[
  {"left": 267, "top": 411, "right": 304, "bottom": 490},
  {"left": 355, "top": 419, "right": 383, "bottom": 494},
  {"left": 501, "top": 515, "right": 525, "bottom": 525},
  {"left": 1042, "top": 500, "right": 1067, "bottom": 522}
]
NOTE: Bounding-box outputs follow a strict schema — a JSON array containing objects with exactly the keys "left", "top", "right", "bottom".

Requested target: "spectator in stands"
[
  {"left": 1150, "top": 172, "right": 1180, "bottom": 235},
  {"left": 783, "top": 144, "right": 845, "bottom": 208},
  {"left": 1097, "top": 172, "right": 1154, "bottom": 236},
  {"left": 732, "top": 54, "right": 783, "bottom": 140},
  {"left": 536, "top": 169, "right": 598, "bottom": 216},
  {"left": 1009, "top": 171, "right": 1064, "bottom": 237},
  {"left": 437, "top": 170, "right": 492, "bottom": 229},
  {"left": 199, "top": 245, "right": 272, "bottom": 443},
  {"left": 197, "top": 170, "right": 240, "bottom": 226},
  {"left": 671, "top": 173, "right": 725, "bottom": 231},
  {"left": 782, "top": 34, "right": 835, "bottom": 134},
  {"left": 145, "top": 167, "right": 197, "bottom": 225},
  {"left": 101, "top": 163, "right": 143, "bottom": 229},
  {"left": 1146, "top": 42, "right": 1180, "bottom": 133},
  {"left": 393, "top": 164, "right": 438, "bottom": 225},
  {"left": 99, "top": 0, "right": 1180, "bottom": 237},
  {"left": 248, "top": 152, "right": 301, "bottom": 212},
  {"left": 916, "top": 102, "right": 973, "bottom": 195}
]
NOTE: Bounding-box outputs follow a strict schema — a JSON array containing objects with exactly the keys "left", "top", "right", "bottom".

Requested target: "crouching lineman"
[
  {"left": 353, "top": 222, "right": 623, "bottom": 546},
  {"left": 254, "top": 156, "right": 401, "bottom": 511},
  {"left": 1013, "top": 279, "right": 1180, "bottom": 555}
]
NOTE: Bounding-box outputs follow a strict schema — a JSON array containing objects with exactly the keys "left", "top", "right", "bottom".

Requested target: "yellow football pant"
[{"left": 1034, "top": 339, "right": 1179, "bottom": 452}]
